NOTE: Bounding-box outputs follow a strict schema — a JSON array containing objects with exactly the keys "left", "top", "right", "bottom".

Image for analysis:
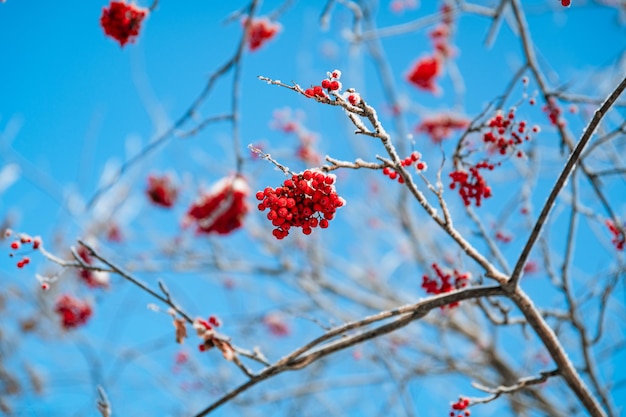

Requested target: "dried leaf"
[{"left": 173, "top": 318, "right": 187, "bottom": 344}]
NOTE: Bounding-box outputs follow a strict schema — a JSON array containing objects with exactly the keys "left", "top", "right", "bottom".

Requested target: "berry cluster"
[
  {"left": 422, "top": 263, "right": 469, "bottom": 309},
  {"left": 543, "top": 98, "right": 564, "bottom": 127},
  {"left": 406, "top": 56, "right": 442, "bottom": 93},
  {"left": 406, "top": 4, "right": 456, "bottom": 93},
  {"left": 100, "top": 1, "right": 147, "bottom": 47},
  {"left": 55, "top": 294, "right": 93, "bottom": 330},
  {"left": 147, "top": 174, "right": 178, "bottom": 208},
  {"left": 449, "top": 397, "right": 471, "bottom": 417},
  {"left": 245, "top": 17, "right": 280, "bottom": 51},
  {"left": 482, "top": 109, "right": 539, "bottom": 158},
  {"left": 304, "top": 70, "right": 342, "bottom": 99},
  {"left": 76, "top": 245, "right": 110, "bottom": 288},
  {"left": 606, "top": 219, "right": 625, "bottom": 251},
  {"left": 561, "top": 0, "right": 571, "bottom": 7},
  {"left": 185, "top": 175, "right": 250, "bottom": 235},
  {"left": 6, "top": 230, "right": 41, "bottom": 269},
  {"left": 415, "top": 113, "right": 469, "bottom": 143},
  {"left": 449, "top": 161, "right": 494, "bottom": 207},
  {"left": 382, "top": 151, "right": 427, "bottom": 183},
  {"left": 495, "top": 230, "right": 513, "bottom": 244},
  {"left": 255, "top": 170, "right": 345, "bottom": 239}
]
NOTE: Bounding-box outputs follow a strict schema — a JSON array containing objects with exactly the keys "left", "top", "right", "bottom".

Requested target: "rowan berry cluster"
[
  {"left": 255, "top": 170, "right": 345, "bottom": 239},
  {"left": 415, "top": 113, "right": 470, "bottom": 143},
  {"left": 304, "top": 70, "right": 343, "bottom": 99},
  {"left": 100, "top": 1, "right": 147, "bottom": 47},
  {"left": 495, "top": 230, "right": 513, "bottom": 244},
  {"left": 561, "top": 0, "right": 571, "bottom": 7},
  {"left": 55, "top": 294, "right": 93, "bottom": 330},
  {"left": 406, "top": 4, "right": 456, "bottom": 93},
  {"left": 5, "top": 230, "right": 41, "bottom": 269},
  {"left": 482, "top": 109, "right": 539, "bottom": 158},
  {"left": 407, "top": 56, "right": 442, "bottom": 93},
  {"left": 449, "top": 161, "right": 494, "bottom": 207},
  {"left": 421, "top": 263, "right": 469, "bottom": 309},
  {"left": 382, "top": 151, "right": 427, "bottom": 183},
  {"left": 605, "top": 219, "right": 625, "bottom": 251},
  {"left": 543, "top": 98, "right": 564, "bottom": 127},
  {"left": 185, "top": 176, "right": 250, "bottom": 235},
  {"left": 147, "top": 174, "right": 178, "bottom": 208},
  {"left": 76, "top": 245, "right": 110, "bottom": 288},
  {"left": 449, "top": 397, "right": 471, "bottom": 417},
  {"left": 245, "top": 17, "right": 280, "bottom": 51}
]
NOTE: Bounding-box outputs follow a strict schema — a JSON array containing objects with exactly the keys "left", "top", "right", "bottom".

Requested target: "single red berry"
[{"left": 10, "top": 241, "right": 19, "bottom": 250}]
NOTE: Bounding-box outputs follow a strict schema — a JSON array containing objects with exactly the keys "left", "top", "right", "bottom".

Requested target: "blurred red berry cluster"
[
  {"left": 100, "top": 1, "right": 147, "bottom": 47},
  {"left": 415, "top": 113, "right": 469, "bottom": 143},
  {"left": 606, "top": 219, "right": 625, "bottom": 251},
  {"left": 55, "top": 294, "right": 93, "bottom": 330},
  {"left": 146, "top": 174, "right": 178, "bottom": 208},
  {"left": 245, "top": 17, "right": 280, "bottom": 51},
  {"left": 186, "top": 176, "right": 250, "bottom": 235}
]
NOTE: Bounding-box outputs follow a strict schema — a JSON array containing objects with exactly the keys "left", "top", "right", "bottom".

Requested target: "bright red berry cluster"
[
  {"left": 382, "top": 151, "right": 427, "bottom": 183},
  {"left": 245, "top": 17, "right": 280, "bottom": 51},
  {"left": 76, "top": 245, "right": 110, "bottom": 288},
  {"left": 449, "top": 397, "right": 471, "bottom": 417},
  {"left": 407, "top": 56, "right": 442, "bottom": 93},
  {"left": 422, "top": 263, "right": 469, "bottom": 309},
  {"left": 100, "top": 1, "right": 147, "bottom": 47},
  {"left": 543, "top": 98, "right": 564, "bottom": 127},
  {"left": 185, "top": 175, "right": 250, "bottom": 235},
  {"left": 561, "top": 0, "right": 571, "bottom": 7},
  {"left": 6, "top": 230, "right": 40, "bottom": 269},
  {"left": 606, "top": 219, "right": 625, "bottom": 251},
  {"left": 482, "top": 109, "right": 538, "bottom": 158},
  {"left": 304, "top": 70, "right": 342, "bottom": 99},
  {"left": 55, "top": 294, "right": 93, "bottom": 330},
  {"left": 255, "top": 170, "right": 345, "bottom": 239},
  {"left": 415, "top": 113, "right": 469, "bottom": 143},
  {"left": 449, "top": 161, "right": 494, "bottom": 207},
  {"left": 147, "top": 174, "right": 178, "bottom": 208}
]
